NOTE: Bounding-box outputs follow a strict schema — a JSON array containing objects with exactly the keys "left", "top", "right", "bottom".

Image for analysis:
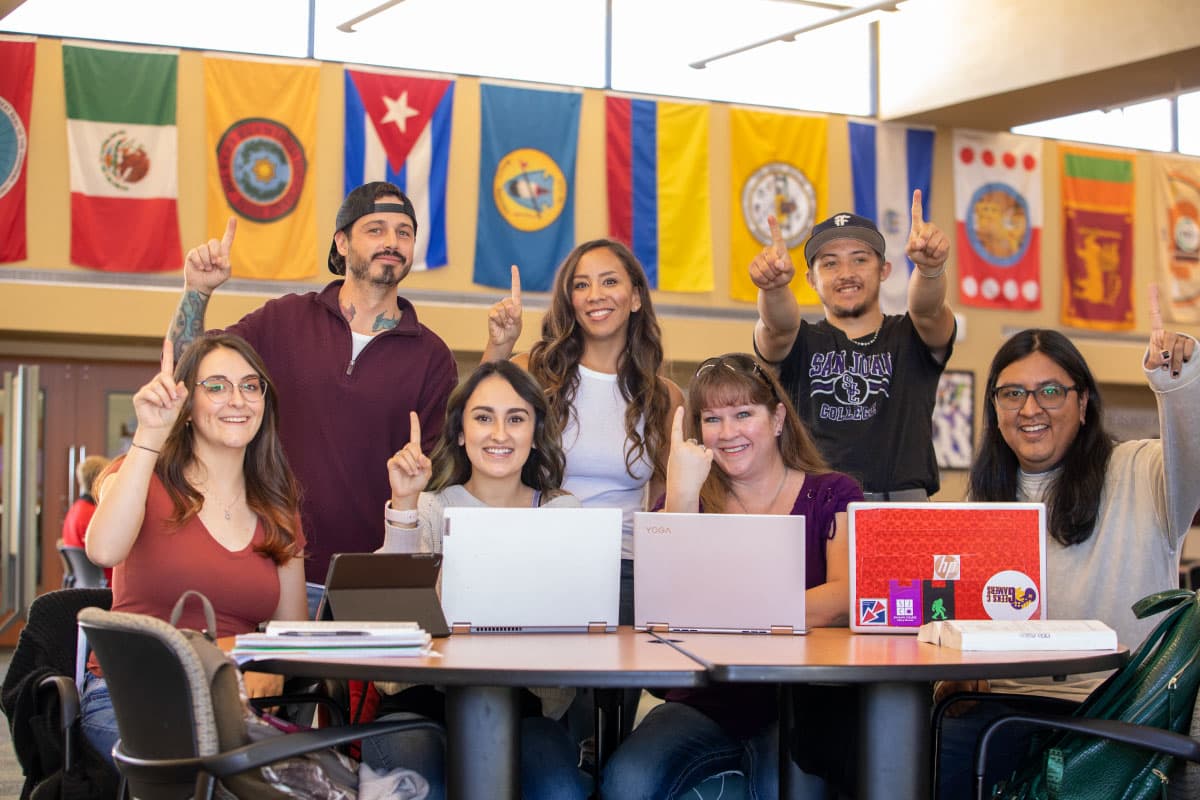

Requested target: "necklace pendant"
[{"left": 224, "top": 509, "right": 231, "bottom": 521}]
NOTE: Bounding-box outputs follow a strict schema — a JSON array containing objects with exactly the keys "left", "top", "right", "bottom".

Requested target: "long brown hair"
[
  {"left": 527, "top": 239, "right": 671, "bottom": 484},
  {"left": 686, "top": 353, "right": 829, "bottom": 513},
  {"left": 426, "top": 360, "right": 568, "bottom": 498},
  {"left": 157, "top": 334, "right": 303, "bottom": 565}
]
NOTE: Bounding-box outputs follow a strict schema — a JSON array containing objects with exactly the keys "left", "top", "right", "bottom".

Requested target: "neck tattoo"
[{"left": 731, "top": 468, "right": 790, "bottom": 515}]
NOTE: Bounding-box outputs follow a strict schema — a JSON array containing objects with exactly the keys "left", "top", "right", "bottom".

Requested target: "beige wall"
[
  {"left": 5, "top": 36, "right": 1199, "bottom": 500},
  {"left": 878, "top": 0, "right": 1200, "bottom": 127}
]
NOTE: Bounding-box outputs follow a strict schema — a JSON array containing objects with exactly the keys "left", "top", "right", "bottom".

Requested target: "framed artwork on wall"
[{"left": 933, "top": 370, "right": 975, "bottom": 470}]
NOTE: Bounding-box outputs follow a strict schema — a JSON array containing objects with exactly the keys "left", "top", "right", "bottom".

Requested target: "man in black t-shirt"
[{"left": 750, "top": 190, "right": 956, "bottom": 499}]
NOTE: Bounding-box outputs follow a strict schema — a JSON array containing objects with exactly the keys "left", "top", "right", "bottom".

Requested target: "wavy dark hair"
[
  {"left": 426, "top": 360, "right": 568, "bottom": 499},
  {"left": 686, "top": 353, "right": 830, "bottom": 514},
  {"left": 527, "top": 239, "right": 671, "bottom": 484},
  {"left": 968, "top": 329, "right": 1113, "bottom": 546},
  {"left": 157, "top": 333, "right": 303, "bottom": 565}
]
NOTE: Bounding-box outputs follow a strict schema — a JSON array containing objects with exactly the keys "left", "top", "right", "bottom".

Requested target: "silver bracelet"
[{"left": 917, "top": 263, "right": 946, "bottom": 279}]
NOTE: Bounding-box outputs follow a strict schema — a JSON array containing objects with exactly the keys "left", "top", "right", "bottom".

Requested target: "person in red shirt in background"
[{"left": 61, "top": 454, "right": 113, "bottom": 582}]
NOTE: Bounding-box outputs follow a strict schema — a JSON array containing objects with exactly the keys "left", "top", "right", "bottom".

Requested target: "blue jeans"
[
  {"left": 79, "top": 671, "right": 119, "bottom": 766},
  {"left": 937, "top": 698, "right": 1054, "bottom": 798},
  {"left": 600, "top": 701, "right": 778, "bottom": 800},
  {"left": 361, "top": 712, "right": 589, "bottom": 800}
]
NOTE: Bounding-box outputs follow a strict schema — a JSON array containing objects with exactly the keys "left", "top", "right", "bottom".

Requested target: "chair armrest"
[
  {"left": 974, "top": 714, "right": 1200, "bottom": 800},
  {"left": 203, "top": 718, "right": 445, "bottom": 778},
  {"left": 37, "top": 674, "right": 81, "bottom": 772},
  {"left": 932, "top": 691, "right": 1077, "bottom": 733},
  {"left": 250, "top": 693, "right": 347, "bottom": 727}
]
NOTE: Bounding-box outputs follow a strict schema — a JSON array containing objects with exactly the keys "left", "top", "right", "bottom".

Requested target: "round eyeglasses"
[
  {"left": 196, "top": 377, "right": 268, "bottom": 402},
  {"left": 992, "top": 382, "right": 1078, "bottom": 411}
]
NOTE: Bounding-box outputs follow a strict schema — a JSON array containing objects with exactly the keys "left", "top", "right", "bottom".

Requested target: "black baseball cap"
[
  {"left": 327, "top": 181, "right": 418, "bottom": 275},
  {"left": 803, "top": 212, "right": 886, "bottom": 267}
]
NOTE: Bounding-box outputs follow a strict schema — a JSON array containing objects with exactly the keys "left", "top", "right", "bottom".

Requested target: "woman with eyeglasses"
[
  {"left": 600, "top": 352, "right": 864, "bottom": 800},
  {"left": 81, "top": 334, "right": 307, "bottom": 764},
  {"left": 937, "top": 292, "right": 1200, "bottom": 796},
  {"left": 483, "top": 242, "right": 684, "bottom": 625}
]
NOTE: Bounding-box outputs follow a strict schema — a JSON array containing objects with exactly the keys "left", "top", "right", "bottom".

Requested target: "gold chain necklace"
[{"left": 730, "top": 468, "right": 790, "bottom": 515}]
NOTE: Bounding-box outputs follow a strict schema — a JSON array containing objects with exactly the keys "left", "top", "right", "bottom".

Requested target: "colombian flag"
[
  {"left": 205, "top": 56, "right": 319, "bottom": 280},
  {"left": 605, "top": 97, "right": 713, "bottom": 292}
]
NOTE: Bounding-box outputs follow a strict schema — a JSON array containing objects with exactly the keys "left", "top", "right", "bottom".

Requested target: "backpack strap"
[{"left": 169, "top": 590, "right": 219, "bottom": 640}]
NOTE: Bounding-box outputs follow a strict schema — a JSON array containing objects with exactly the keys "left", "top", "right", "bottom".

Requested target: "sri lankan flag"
[
  {"left": 1060, "top": 144, "right": 1135, "bottom": 330},
  {"left": 205, "top": 56, "right": 318, "bottom": 280}
]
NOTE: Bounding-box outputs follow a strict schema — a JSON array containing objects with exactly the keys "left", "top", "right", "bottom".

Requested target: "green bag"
[{"left": 993, "top": 589, "right": 1200, "bottom": 800}]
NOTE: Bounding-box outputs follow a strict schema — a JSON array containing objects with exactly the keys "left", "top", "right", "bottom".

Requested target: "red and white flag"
[
  {"left": 0, "top": 37, "right": 34, "bottom": 264},
  {"left": 953, "top": 129, "right": 1043, "bottom": 310}
]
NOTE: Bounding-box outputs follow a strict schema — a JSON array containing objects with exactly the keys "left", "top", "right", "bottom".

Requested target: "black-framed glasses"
[
  {"left": 196, "top": 376, "right": 268, "bottom": 403},
  {"left": 992, "top": 382, "right": 1078, "bottom": 411},
  {"left": 694, "top": 354, "right": 778, "bottom": 400}
]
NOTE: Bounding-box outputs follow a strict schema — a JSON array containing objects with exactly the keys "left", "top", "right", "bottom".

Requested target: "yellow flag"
[
  {"left": 729, "top": 109, "right": 827, "bottom": 304},
  {"left": 205, "top": 56, "right": 319, "bottom": 280}
]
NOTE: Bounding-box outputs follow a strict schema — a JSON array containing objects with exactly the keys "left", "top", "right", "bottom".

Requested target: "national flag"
[
  {"left": 474, "top": 84, "right": 580, "bottom": 292},
  {"left": 605, "top": 96, "right": 713, "bottom": 292},
  {"left": 729, "top": 109, "right": 826, "bottom": 304},
  {"left": 63, "top": 42, "right": 181, "bottom": 272},
  {"left": 1153, "top": 155, "right": 1200, "bottom": 324},
  {"left": 953, "top": 129, "right": 1043, "bottom": 310},
  {"left": 205, "top": 56, "right": 318, "bottom": 280},
  {"left": 1059, "top": 144, "right": 1135, "bottom": 330},
  {"left": 848, "top": 120, "right": 935, "bottom": 314},
  {"left": 343, "top": 69, "right": 454, "bottom": 271},
  {"left": 0, "top": 37, "right": 34, "bottom": 264}
]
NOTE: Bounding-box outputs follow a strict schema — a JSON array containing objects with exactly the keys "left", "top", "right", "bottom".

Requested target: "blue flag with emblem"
[{"left": 474, "top": 84, "right": 581, "bottom": 292}]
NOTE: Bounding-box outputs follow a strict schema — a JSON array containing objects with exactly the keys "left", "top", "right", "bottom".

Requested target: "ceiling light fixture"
[
  {"left": 336, "top": 0, "right": 409, "bottom": 33},
  {"left": 689, "top": 0, "right": 904, "bottom": 70}
]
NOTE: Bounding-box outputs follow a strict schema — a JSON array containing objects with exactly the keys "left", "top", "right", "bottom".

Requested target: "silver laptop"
[
  {"left": 633, "top": 511, "right": 808, "bottom": 634},
  {"left": 440, "top": 507, "right": 622, "bottom": 633}
]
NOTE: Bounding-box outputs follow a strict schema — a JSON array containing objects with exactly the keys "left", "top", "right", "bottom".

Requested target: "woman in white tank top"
[{"left": 482, "top": 240, "right": 685, "bottom": 623}]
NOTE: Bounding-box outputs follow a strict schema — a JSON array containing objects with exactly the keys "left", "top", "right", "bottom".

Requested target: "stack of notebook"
[{"left": 231, "top": 619, "right": 434, "bottom": 663}]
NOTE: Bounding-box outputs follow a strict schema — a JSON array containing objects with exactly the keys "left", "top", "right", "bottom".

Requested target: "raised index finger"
[
  {"left": 1148, "top": 284, "right": 1164, "bottom": 335},
  {"left": 221, "top": 217, "right": 237, "bottom": 254},
  {"left": 671, "top": 405, "right": 685, "bottom": 445},
  {"left": 161, "top": 336, "right": 174, "bottom": 377},
  {"left": 409, "top": 411, "right": 422, "bottom": 448},
  {"left": 510, "top": 264, "right": 521, "bottom": 303},
  {"left": 910, "top": 189, "right": 925, "bottom": 231},
  {"left": 768, "top": 215, "right": 785, "bottom": 253}
]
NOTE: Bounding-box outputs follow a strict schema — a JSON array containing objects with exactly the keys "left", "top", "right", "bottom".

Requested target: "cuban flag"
[
  {"left": 343, "top": 69, "right": 454, "bottom": 271},
  {"left": 848, "top": 120, "right": 935, "bottom": 315}
]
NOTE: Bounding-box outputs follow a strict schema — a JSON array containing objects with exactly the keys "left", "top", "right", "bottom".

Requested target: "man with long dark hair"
[{"left": 939, "top": 290, "right": 1199, "bottom": 795}]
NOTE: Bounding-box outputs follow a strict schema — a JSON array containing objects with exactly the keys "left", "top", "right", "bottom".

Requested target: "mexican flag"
[{"left": 63, "top": 42, "right": 181, "bottom": 272}]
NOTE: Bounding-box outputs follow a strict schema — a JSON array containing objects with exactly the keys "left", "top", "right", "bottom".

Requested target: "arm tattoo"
[
  {"left": 372, "top": 312, "right": 399, "bottom": 331},
  {"left": 170, "top": 289, "right": 210, "bottom": 361},
  {"left": 341, "top": 302, "right": 356, "bottom": 323}
]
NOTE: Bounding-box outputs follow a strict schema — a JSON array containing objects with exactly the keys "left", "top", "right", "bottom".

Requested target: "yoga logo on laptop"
[
  {"left": 859, "top": 598, "right": 888, "bottom": 626},
  {"left": 981, "top": 570, "right": 1040, "bottom": 620}
]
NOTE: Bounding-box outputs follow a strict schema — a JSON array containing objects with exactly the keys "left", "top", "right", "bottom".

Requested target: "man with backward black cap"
[
  {"left": 167, "top": 182, "right": 457, "bottom": 603},
  {"left": 750, "top": 190, "right": 956, "bottom": 503}
]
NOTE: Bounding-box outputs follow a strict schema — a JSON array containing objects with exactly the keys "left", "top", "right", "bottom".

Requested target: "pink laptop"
[{"left": 849, "top": 502, "right": 1047, "bottom": 633}]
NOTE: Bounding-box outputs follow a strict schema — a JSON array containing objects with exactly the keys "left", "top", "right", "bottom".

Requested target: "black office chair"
[
  {"left": 0, "top": 588, "right": 117, "bottom": 799},
  {"left": 77, "top": 606, "right": 443, "bottom": 799},
  {"left": 58, "top": 542, "right": 108, "bottom": 589},
  {"left": 973, "top": 700, "right": 1200, "bottom": 799}
]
